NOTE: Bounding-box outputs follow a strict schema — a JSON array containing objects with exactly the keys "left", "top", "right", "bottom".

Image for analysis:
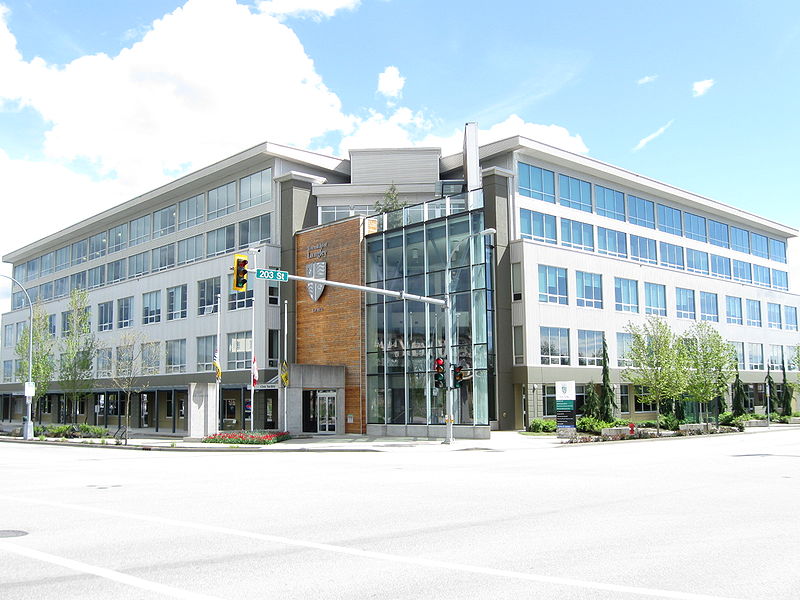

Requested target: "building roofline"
[{"left": 442, "top": 135, "right": 798, "bottom": 238}]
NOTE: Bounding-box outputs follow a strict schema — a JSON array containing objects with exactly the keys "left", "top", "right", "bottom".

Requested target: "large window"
[
  {"left": 746, "top": 299, "right": 761, "bottom": 327},
  {"left": 659, "top": 241, "right": 684, "bottom": 270},
  {"left": 198, "top": 277, "right": 220, "bottom": 315},
  {"left": 767, "top": 303, "right": 782, "bottom": 329},
  {"left": 711, "top": 254, "right": 731, "bottom": 279},
  {"left": 88, "top": 232, "right": 107, "bottom": 260},
  {"left": 520, "top": 209, "right": 556, "bottom": 243},
  {"left": 733, "top": 260, "right": 751, "bottom": 283},
  {"left": 628, "top": 196, "right": 655, "bottom": 228},
  {"left": 197, "top": 335, "right": 217, "bottom": 371},
  {"left": 560, "top": 219, "right": 593, "bottom": 251},
  {"left": 207, "top": 181, "right": 236, "bottom": 220},
  {"left": 750, "top": 233, "right": 769, "bottom": 258},
  {"left": 578, "top": 330, "right": 603, "bottom": 366},
  {"left": 617, "top": 333, "right": 633, "bottom": 367},
  {"left": 129, "top": 251, "right": 149, "bottom": 278},
  {"left": 177, "top": 234, "right": 204, "bottom": 265},
  {"left": 700, "top": 292, "right": 719, "bottom": 322},
  {"left": 142, "top": 342, "right": 160, "bottom": 375},
  {"left": 538, "top": 265, "right": 567, "bottom": 304},
  {"left": 730, "top": 227, "right": 749, "bottom": 253},
  {"left": 753, "top": 264, "right": 770, "bottom": 287},
  {"left": 70, "top": 271, "right": 87, "bottom": 291},
  {"left": 239, "top": 214, "right": 271, "bottom": 248},
  {"left": 747, "top": 343, "right": 764, "bottom": 370},
  {"left": 152, "top": 244, "right": 176, "bottom": 272},
  {"left": 676, "top": 288, "right": 696, "bottom": 319},
  {"left": 239, "top": 168, "right": 272, "bottom": 209},
  {"left": 40, "top": 252, "right": 53, "bottom": 276},
  {"left": 731, "top": 341, "right": 745, "bottom": 370},
  {"left": 708, "top": 220, "right": 729, "bottom": 248},
  {"left": 597, "top": 227, "right": 627, "bottom": 258},
  {"left": 117, "top": 297, "right": 133, "bottom": 329},
  {"left": 575, "top": 271, "right": 602, "bottom": 309},
  {"left": 657, "top": 204, "right": 682, "bottom": 235},
  {"left": 614, "top": 278, "right": 638, "bottom": 313},
  {"left": 558, "top": 174, "right": 592, "bottom": 212},
  {"left": 207, "top": 225, "right": 235, "bottom": 257},
  {"left": 518, "top": 162, "right": 555, "bottom": 202},
  {"left": 71, "top": 239, "right": 88, "bottom": 266},
  {"left": 686, "top": 249, "right": 709, "bottom": 274},
  {"left": 108, "top": 224, "right": 127, "bottom": 254},
  {"left": 726, "top": 296, "right": 743, "bottom": 325},
  {"left": 97, "top": 348, "right": 112, "bottom": 378},
  {"left": 178, "top": 194, "right": 204, "bottom": 230},
  {"left": 595, "top": 185, "right": 625, "bottom": 221},
  {"left": 540, "top": 327, "right": 569, "bottom": 365},
  {"left": 772, "top": 269, "right": 788, "bottom": 290},
  {"left": 98, "top": 301, "right": 113, "bottom": 332},
  {"left": 166, "top": 339, "right": 187, "bottom": 373},
  {"left": 88, "top": 265, "right": 105, "bottom": 289},
  {"left": 142, "top": 291, "right": 161, "bottom": 325},
  {"left": 153, "top": 205, "right": 176, "bottom": 238},
  {"left": 227, "top": 331, "right": 252, "bottom": 370},
  {"left": 167, "top": 285, "right": 187, "bottom": 320},
  {"left": 684, "top": 213, "right": 706, "bottom": 242},
  {"left": 768, "top": 345, "right": 784, "bottom": 370},
  {"left": 769, "top": 238, "right": 786, "bottom": 263},
  {"left": 644, "top": 283, "right": 666, "bottom": 316},
  {"left": 55, "top": 246, "right": 70, "bottom": 271},
  {"left": 228, "top": 275, "right": 254, "bottom": 310},
  {"left": 107, "top": 258, "right": 126, "bottom": 284},
  {"left": 129, "top": 215, "right": 151, "bottom": 246},
  {"left": 631, "top": 235, "right": 658, "bottom": 264},
  {"left": 785, "top": 306, "right": 798, "bottom": 331}
]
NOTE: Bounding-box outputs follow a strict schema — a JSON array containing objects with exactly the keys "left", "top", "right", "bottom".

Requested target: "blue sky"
[{"left": 1, "top": 0, "right": 799, "bottom": 303}]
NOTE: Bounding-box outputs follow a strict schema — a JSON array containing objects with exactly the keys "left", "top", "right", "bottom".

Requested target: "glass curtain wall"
[{"left": 366, "top": 206, "right": 494, "bottom": 427}]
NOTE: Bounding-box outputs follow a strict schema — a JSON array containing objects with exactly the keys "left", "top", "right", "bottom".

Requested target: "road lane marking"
[
  {"left": 0, "top": 494, "right": 743, "bottom": 600},
  {"left": 0, "top": 540, "right": 223, "bottom": 600}
]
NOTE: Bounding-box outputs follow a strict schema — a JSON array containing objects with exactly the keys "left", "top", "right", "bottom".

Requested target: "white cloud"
[
  {"left": 692, "top": 79, "right": 715, "bottom": 97},
  {"left": 637, "top": 75, "right": 658, "bottom": 85},
  {"left": 377, "top": 66, "right": 405, "bottom": 99},
  {"left": 633, "top": 119, "right": 675, "bottom": 151},
  {"left": 257, "top": 0, "right": 360, "bottom": 20}
]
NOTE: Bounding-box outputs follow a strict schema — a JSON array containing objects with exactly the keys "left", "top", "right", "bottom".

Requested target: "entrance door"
[{"left": 317, "top": 391, "right": 336, "bottom": 433}]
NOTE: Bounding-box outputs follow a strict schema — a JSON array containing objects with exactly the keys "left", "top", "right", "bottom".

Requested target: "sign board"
[
  {"left": 555, "top": 380, "right": 576, "bottom": 437},
  {"left": 24, "top": 381, "right": 35, "bottom": 398},
  {"left": 255, "top": 268, "right": 289, "bottom": 282}
]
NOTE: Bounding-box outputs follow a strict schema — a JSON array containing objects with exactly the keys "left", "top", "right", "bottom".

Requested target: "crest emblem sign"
[{"left": 306, "top": 261, "right": 326, "bottom": 301}]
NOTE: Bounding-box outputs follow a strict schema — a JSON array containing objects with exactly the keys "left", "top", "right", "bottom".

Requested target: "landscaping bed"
[{"left": 202, "top": 430, "right": 291, "bottom": 445}]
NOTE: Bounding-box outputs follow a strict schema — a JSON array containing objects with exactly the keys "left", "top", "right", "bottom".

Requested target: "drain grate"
[{"left": 0, "top": 530, "right": 28, "bottom": 538}]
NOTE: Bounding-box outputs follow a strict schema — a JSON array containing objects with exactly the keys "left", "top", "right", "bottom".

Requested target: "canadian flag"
[{"left": 251, "top": 356, "right": 258, "bottom": 387}]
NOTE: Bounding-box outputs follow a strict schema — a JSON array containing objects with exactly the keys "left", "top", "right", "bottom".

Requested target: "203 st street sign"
[{"left": 255, "top": 268, "right": 289, "bottom": 282}]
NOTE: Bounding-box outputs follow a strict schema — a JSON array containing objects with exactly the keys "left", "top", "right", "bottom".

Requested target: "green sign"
[{"left": 255, "top": 268, "right": 289, "bottom": 282}]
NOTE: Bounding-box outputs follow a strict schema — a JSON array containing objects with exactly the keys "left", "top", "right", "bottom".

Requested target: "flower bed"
[{"left": 202, "top": 430, "right": 291, "bottom": 445}]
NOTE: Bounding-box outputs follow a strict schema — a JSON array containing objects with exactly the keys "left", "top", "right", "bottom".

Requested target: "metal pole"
[
  {"left": 215, "top": 292, "right": 222, "bottom": 434},
  {"left": 248, "top": 248, "right": 260, "bottom": 432},
  {"left": 1, "top": 275, "right": 34, "bottom": 440},
  {"left": 283, "top": 299, "right": 288, "bottom": 433}
]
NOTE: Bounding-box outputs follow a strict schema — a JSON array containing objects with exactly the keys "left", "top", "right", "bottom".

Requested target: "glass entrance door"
[{"left": 317, "top": 391, "right": 336, "bottom": 433}]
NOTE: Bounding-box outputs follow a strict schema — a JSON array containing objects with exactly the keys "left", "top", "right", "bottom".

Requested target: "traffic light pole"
[{"left": 1, "top": 274, "right": 34, "bottom": 440}]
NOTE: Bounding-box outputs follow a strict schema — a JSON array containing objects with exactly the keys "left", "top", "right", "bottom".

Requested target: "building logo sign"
[{"left": 306, "top": 261, "right": 326, "bottom": 301}]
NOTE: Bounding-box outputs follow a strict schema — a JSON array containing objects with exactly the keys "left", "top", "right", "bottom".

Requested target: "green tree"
[
  {"left": 373, "top": 183, "right": 406, "bottom": 214},
  {"left": 14, "top": 301, "right": 56, "bottom": 423},
  {"left": 731, "top": 373, "right": 747, "bottom": 417},
  {"left": 582, "top": 381, "right": 599, "bottom": 419},
  {"left": 59, "top": 289, "right": 98, "bottom": 424},
  {"left": 780, "top": 361, "right": 793, "bottom": 417},
  {"left": 765, "top": 367, "right": 779, "bottom": 415},
  {"left": 598, "top": 337, "right": 616, "bottom": 422},
  {"left": 623, "top": 315, "right": 686, "bottom": 435},
  {"left": 110, "top": 332, "right": 150, "bottom": 445},
  {"left": 682, "top": 321, "right": 737, "bottom": 424}
]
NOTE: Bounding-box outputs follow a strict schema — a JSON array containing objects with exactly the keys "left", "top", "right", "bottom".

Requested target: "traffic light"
[
  {"left": 453, "top": 364, "right": 464, "bottom": 388},
  {"left": 433, "top": 357, "right": 446, "bottom": 388},
  {"left": 233, "top": 254, "right": 249, "bottom": 292}
]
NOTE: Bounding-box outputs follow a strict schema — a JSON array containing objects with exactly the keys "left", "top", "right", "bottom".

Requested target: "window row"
[
  {"left": 11, "top": 169, "right": 272, "bottom": 285},
  {"left": 518, "top": 162, "right": 787, "bottom": 263},
  {"left": 519, "top": 209, "right": 788, "bottom": 291},
  {"left": 10, "top": 215, "right": 271, "bottom": 309}
]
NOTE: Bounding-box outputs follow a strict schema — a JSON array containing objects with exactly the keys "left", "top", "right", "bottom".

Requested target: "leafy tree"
[
  {"left": 682, "top": 321, "right": 737, "bottom": 424},
  {"left": 59, "top": 289, "right": 98, "bottom": 424},
  {"left": 111, "top": 332, "right": 151, "bottom": 445},
  {"left": 373, "top": 183, "right": 407, "bottom": 214},
  {"left": 598, "top": 337, "right": 616, "bottom": 422},
  {"left": 623, "top": 315, "right": 686, "bottom": 435},
  {"left": 731, "top": 373, "right": 747, "bottom": 417},
  {"left": 582, "top": 381, "right": 599, "bottom": 419},
  {"left": 14, "top": 301, "right": 56, "bottom": 423},
  {"left": 780, "top": 361, "right": 793, "bottom": 417}
]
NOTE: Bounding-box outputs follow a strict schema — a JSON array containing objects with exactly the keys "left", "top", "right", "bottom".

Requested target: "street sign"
[
  {"left": 555, "top": 380, "right": 576, "bottom": 437},
  {"left": 255, "top": 268, "right": 289, "bottom": 282},
  {"left": 24, "top": 381, "right": 35, "bottom": 398}
]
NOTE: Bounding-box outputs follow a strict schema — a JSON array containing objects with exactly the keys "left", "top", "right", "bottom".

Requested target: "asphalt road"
[{"left": 1, "top": 430, "right": 799, "bottom": 599}]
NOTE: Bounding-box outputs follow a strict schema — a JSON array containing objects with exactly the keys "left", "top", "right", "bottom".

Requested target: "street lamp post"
[
  {"left": 442, "top": 228, "right": 495, "bottom": 445},
  {"left": 1, "top": 275, "right": 34, "bottom": 440}
]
